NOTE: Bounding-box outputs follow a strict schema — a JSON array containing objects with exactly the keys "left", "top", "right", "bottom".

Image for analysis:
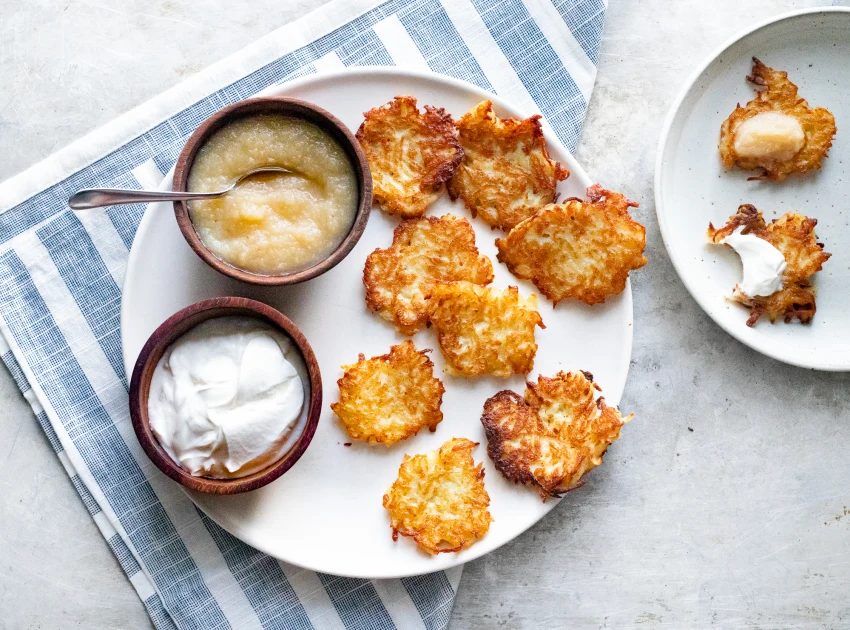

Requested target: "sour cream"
[
  {"left": 148, "top": 317, "right": 305, "bottom": 479},
  {"left": 721, "top": 227, "right": 787, "bottom": 297},
  {"left": 733, "top": 112, "right": 805, "bottom": 164}
]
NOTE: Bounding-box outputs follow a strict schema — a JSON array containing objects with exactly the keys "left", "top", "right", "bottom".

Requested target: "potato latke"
[
  {"left": 719, "top": 58, "right": 836, "bottom": 181},
  {"left": 448, "top": 100, "right": 568, "bottom": 230},
  {"left": 383, "top": 437, "right": 492, "bottom": 553},
  {"left": 331, "top": 341, "right": 445, "bottom": 445},
  {"left": 496, "top": 185, "right": 646, "bottom": 305},
  {"left": 363, "top": 215, "right": 494, "bottom": 335},
  {"left": 481, "top": 371, "right": 632, "bottom": 500},
  {"left": 707, "top": 204, "right": 831, "bottom": 326},
  {"left": 356, "top": 96, "right": 463, "bottom": 217},
  {"left": 427, "top": 281, "right": 544, "bottom": 377}
]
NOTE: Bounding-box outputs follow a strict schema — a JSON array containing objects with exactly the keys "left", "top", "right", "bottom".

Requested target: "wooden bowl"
[
  {"left": 172, "top": 97, "right": 372, "bottom": 285},
  {"left": 128, "top": 297, "right": 322, "bottom": 494}
]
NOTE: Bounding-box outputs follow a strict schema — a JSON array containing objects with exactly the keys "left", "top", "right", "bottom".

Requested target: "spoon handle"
[{"left": 68, "top": 188, "right": 224, "bottom": 210}]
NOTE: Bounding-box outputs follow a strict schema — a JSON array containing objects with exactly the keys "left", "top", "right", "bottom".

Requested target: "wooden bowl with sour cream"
[
  {"left": 172, "top": 97, "right": 372, "bottom": 285},
  {"left": 128, "top": 297, "right": 322, "bottom": 494}
]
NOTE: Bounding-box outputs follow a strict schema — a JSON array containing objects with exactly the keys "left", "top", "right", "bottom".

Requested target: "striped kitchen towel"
[{"left": 0, "top": 0, "right": 606, "bottom": 628}]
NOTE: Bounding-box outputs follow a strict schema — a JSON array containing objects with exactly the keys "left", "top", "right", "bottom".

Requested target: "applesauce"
[{"left": 187, "top": 114, "right": 358, "bottom": 275}]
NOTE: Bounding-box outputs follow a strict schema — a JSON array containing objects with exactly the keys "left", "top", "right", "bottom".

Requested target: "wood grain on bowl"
[
  {"left": 172, "top": 97, "right": 372, "bottom": 285},
  {"left": 128, "top": 297, "right": 322, "bottom": 494}
]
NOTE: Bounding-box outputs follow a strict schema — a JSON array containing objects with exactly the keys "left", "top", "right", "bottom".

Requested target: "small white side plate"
[
  {"left": 656, "top": 8, "right": 850, "bottom": 370},
  {"left": 121, "top": 68, "right": 634, "bottom": 578}
]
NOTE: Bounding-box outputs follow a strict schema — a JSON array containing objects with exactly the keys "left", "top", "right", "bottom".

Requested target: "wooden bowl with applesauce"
[
  {"left": 128, "top": 297, "right": 322, "bottom": 494},
  {"left": 172, "top": 97, "right": 372, "bottom": 285}
]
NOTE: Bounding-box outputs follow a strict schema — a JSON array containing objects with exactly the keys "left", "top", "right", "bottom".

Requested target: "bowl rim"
[
  {"left": 128, "top": 296, "right": 323, "bottom": 494},
  {"left": 171, "top": 96, "right": 372, "bottom": 286}
]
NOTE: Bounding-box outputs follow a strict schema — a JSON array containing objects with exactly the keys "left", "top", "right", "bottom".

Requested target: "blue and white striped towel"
[{"left": 0, "top": 0, "right": 606, "bottom": 627}]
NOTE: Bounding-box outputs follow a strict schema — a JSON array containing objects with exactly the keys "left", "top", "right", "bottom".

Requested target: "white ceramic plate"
[
  {"left": 121, "top": 68, "right": 633, "bottom": 578},
  {"left": 656, "top": 8, "right": 850, "bottom": 371}
]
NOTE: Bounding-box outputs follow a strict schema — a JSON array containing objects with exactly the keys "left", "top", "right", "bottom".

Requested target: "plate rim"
[
  {"left": 654, "top": 6, "right": 850, "bottom": 372},
  {"left": 121, "top": 66, "right": 635, "bottom": 578}
]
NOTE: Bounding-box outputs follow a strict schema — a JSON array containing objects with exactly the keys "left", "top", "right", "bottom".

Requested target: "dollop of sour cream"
[
  {"left": 721, "top": 227, "right": 787, "bottom": 297},
  {"left": 733, "top": 112, "right": 805, "bottom": 163},
  {"left": 148, "top": 317, "right": 305, "bottom": 479}
]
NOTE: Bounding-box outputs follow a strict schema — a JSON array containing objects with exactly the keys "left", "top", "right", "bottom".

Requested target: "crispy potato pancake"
[
  {"left": 331, "top": 341, "right": 445, "bottom": 445},
  {"left": 356, "top": 96, "right": 463, "bottom": 218},
  {"left": 496, "top": 185, "right": 647, "bottom": 305},
  {"left": 363, "top": 215, "right": 494, "bottom": 335},
  {"left": 448, "top": 100, "right": 569, "bottom": 230},
  {"left": 481, "top": 371, "right": 632, "bottom": 500},
  {"left": 707, "top": 204, "right": 831, "bottom": 326},
  {"left": 383, "top": 437, "right": 492, "bottom": 554},
  {"left": 719, "top": 58, "right": 837, "bottom": 181},
  {"left": 427, "top": 281, "right": 544, "bottom": 377}
]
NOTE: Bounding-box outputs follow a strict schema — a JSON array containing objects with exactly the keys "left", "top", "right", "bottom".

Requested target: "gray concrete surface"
[{"left": 2, "top": 0, "right": 850, "bottom": 628}]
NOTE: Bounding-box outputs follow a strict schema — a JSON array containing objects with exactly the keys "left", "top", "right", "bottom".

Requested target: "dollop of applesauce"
[
  {"left": 188, "top": 114, "right": 358, "bottom": 275},
  {"left": 733, "top": 111, "right": 805, "bottom": 164}
]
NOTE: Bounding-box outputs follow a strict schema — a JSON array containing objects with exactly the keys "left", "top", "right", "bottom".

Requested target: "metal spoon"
[{"left": 68, "top": 166, "right": 297, "bottom": 210}]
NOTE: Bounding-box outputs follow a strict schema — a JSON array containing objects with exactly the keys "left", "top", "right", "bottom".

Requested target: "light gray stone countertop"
[{"left": 1, "top": 0, "right": 849, "bottom": 628}]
